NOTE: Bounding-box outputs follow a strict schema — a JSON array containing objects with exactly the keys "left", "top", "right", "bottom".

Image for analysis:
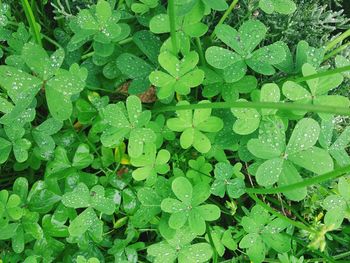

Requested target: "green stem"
[
  {"left": 41, "top": 34, "right": 63, "bottom": 49},
  {"left": 325, "top": 29, "right": 350, "bottom": 52},
  {"left": 246, "top": 165, "right": 350, "bottom": 195},
  {"left": 195, "top": 37, "right": 206, "bottom": 66},
  {"left": 292, "top": 65, "right": 350, "bottom": 83},
  {"left": 323, "top": 42, "right": 350, "bottom": 61},
  {"left": 248, "top": 193, "right": 315, "bottom": 233},
  {"left": 210, "top": 0, "right": 239, "bottom": 39},
  {"left": 118, "top": 36, "right": 133, "bottom": 45},
  {"left": 21, "top": 0, "right": 42, "bottom": 46},
  {"left": 206, "top": 224, "right": 218, "bottom": 263},
  {"left": 154, "top": 101, "right": 350, "bottom": 116},
  {"left": 168, "top": 0, "right": 178, "bottom": 55}
]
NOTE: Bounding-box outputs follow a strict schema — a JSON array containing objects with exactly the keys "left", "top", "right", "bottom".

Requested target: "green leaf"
[
  {"left": 172, "top": 177, "right": 192, "bottom": 203},
  {"left": 202, "top": 0, "right": 227, "bottom": 10},
  {"left": 262, "top": 233, "right": 291, "bottom": 253},
  {"left": 68, "top": 207, "right": 96, "bottom": 237},
  {"left": 147, "top": 242, "right": 177, "bottom": 263},
  {"left": 96, "top": 0, "right": 112, "bottom": 24},
  {"left": 286, "top": 118, "right": 320, "bottom": 154},
  {"left": 0, "top": 66, "right": 41, "bottom": 106},
  {"left": 90, "top": 185, "right": 115, "bottom": 215},
  {"left": 197, "top": 204, "right": 220, "bottom": 221},
  {"left": 116, "top": 53, "right": 154, "bottom": 78},
  {"left": 239, "top": 20, "right": 267, "bottom": 54},
  {"left": 256, "top": 158, "right": 284, "bottom": 186},
  {"left": 179, "top": 243, "right": 213, "bottom": 263},
  {"left": 231, "top": 100, "right": 260, "bottom": 135},
  {"left": 72, "top": 144, "right": 94, "bottom": 169},
  {"left": 150, "top": 14, "right": 170, "bottom": 34},
  {"left": 0, "top": 137, "right": 11, "bottom": 164},
  {"left": 62, "top": 183, "right": 90, "bottom": 209},
  {"left": 205, "top": 46, "right": 241, "bottom": 69},
  {"left": 0, "top": 223, "right": 19, "bottom": 240},
  {"left": 289, "top": 146, "right": 334, "bottom": 174},
  {"left": 278, "top": 161, "right": 307, "bottom": 201},
  {"left": 13, "top": 138, "right": 31, "bottom": 163},
  {"left": 260, "top": 0, "right": 296, "bottom": 15}
]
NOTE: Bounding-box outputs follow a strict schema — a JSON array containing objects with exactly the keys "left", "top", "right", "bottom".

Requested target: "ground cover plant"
[{"left": 0, "top": 0, "right": 350, "bottom": 262}]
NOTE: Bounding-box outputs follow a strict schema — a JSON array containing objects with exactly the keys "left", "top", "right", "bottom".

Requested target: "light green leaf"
[
  {"left": 179, "top": 243, "right": 213, "bottom": 263},
  {"left": 278, "top": 161, "right": 307, "bottom": 201},
  {"left": 256, "top": 158, "right": 284, "bottom": 186},
  {"left": 72, "top": 144, "right": 94, "bottom": 169},
  {"left": 286, "top": 118, "right": 320, "bottom": 154},
  {"left": 205, "top": 46, "right": 241, "bottom": 69},
  {"left": 68, "top": 207, "right": 96, "bottom": 236},
  {"left": 150, "top": 14, "right": 170, "bottom": 34},
  {"left": 172, "top": 177, "right": 192, "bottom": 203},
  {"left": 289, "top": 146, "right": 333, "bottom": 174},
  {"left": 62, "top": 183, "right": 90, "bottom": 209}
]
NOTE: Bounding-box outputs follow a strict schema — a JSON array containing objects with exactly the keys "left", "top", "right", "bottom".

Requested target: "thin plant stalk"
[
  {"left": 210, "top": 0, "right": 239, "bottom": 39},
  {"left": 323, "top": 42, "right": 350, "bottom": 61},
  {"left": 21, "top": 0, "right": 42, "bottom": 46},
  {"left": 168, "top": 0, "right": 178, "bottom": 55},
  {"left": 246, "top": 165, "right": 350, "bottom": 195},
  {"left": 325, "top": 29, "right": 350, "bottom": 52},
  {"left": 154, "top": 101, "right": 350, "bottom": 116}
]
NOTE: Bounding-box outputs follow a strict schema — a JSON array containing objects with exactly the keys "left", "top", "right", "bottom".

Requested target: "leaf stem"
[
  {"left": 206, "top": 223, "right": 218, "bottom": 263},
  {"left": 210, "top": 0, "right": 239, "bottom": 39},
  {"left": 247, "top": 193, "right": 315, "bottom": 233},
  {"left": 246, "top": 165, "right": 350, "bottom": 195},
  {"left": 195, "top": 37, "right": 206, "bottom": 66},
  {"left": 323, "top": 42, "right": 350, "bottom": 61},
  {"left": 21, "top": 0, "right": 42, "bottom": 46},
  {"left": 168, "top": 0, "right": 178, "bottom": 55},
  {"left": 325, "top": 29, "right": 350, "bottom": 52},
  {"left": 153, "top": 101, "right": 350, "bottom": 116},
  {"left": 292, "top": 65, "right": 350, "bottom": 83}
]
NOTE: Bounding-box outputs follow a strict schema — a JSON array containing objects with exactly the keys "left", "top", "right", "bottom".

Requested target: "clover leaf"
[
  {"left": 248, "top": 117, "right": 333, "bottom": 201},
  {"left": 68, "top": 0, "right": 129, "bottom": 51},
  {"left": 0, "top": 125, "right": 32, "bottom": 163},
  {"left": 322, "top": 177, "right": 350, "bottom": 229},
  {"left": 147, "top": 226, "right": 213, "bottom": 263},
  {"left": 149, "top": 51, "right": 204, "bottom": 99},
  {"left": 167, "top": 100, "right": 223, "bottom": 153},
  {"left": 231, "top": 83, "right": 280, "bottom": 135},
  {"left": 161, "top": 177, "right": 220, "bottom": 235},
  {"left": 259, "top": 0, "right": 296, "bottom": 15},
  {"left": 32, "top": 118, "right": 63, "bottom": 161},
  {"left": 46, "top": 144, "right": 94, "bottom": 178},
  {"left": 206, "top": 20, "right": 286, "bottom": 82},
  {"left": 0, "top": 189, "right": 23, "bottom": 222},
  {"left": 205, "top": 226, "right": 237, "bottom": 257},
  {"left": 130, "top": 144, "right": 170, "bottom": 183},
  {"left": 239, "top": 205, "right": 291, "bottom": 263},
  {"left": 319, "top": 118, "right": 350, "bottom": 167},
  {"left": 150, "top": 2, "right": 208, "bottom": 38},
  {"left": 131, "top": 177, "right": 171, "bottom": 227},
  {"left": 0, "top": 42, "right": 87, "bottom": 121},
  {"left": 335, "top": 55, "right": 350, "bottom": 78},
  {"left": 276, "top": 41, "right": 325, "bottom": 74},
  {"left": 101, "top": 95, "right": 156, "bottom": 158},
  {"left": 116, "top": 53, "right": 154, "bottom": 94},
  {"left": 282, "top": 63, "right": 348, "bottom": 119},
  {"left": 131, "top": 0, "right": 159, "bottom": 14},
  {"left": 62, "top": 182, "right": 116, "bottom": 237},
  {"left": 186, "top": 156, "right": 213, "bottom": 184},
  {"left": 211, "top": 162, "right": 245, "bottom": 199}
]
